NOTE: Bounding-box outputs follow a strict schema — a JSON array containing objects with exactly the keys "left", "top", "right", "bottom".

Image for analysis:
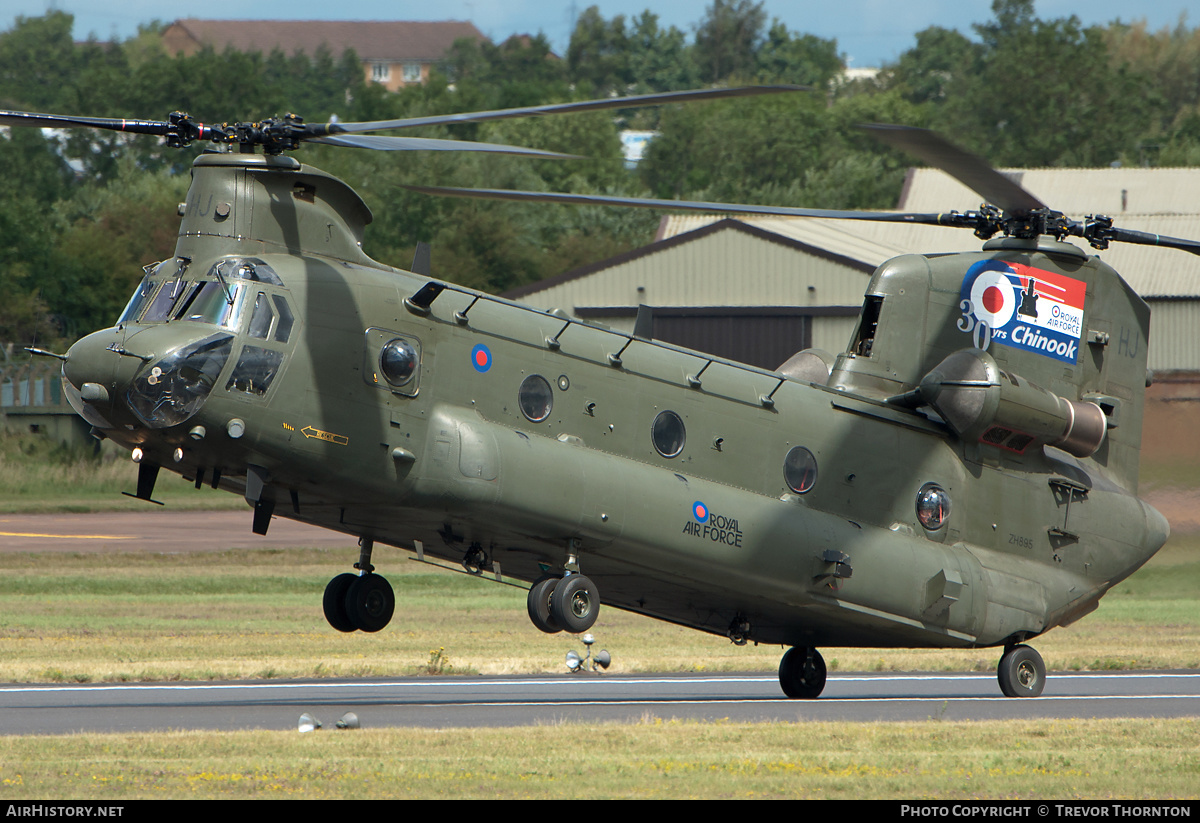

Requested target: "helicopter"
[{"left": 7, "top": 85, "right": 1185, "bottom": 700}]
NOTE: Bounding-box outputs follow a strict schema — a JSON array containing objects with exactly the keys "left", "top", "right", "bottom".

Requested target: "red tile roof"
[{"left": 163, "top": 19, "right": 486, "bottom": 61}]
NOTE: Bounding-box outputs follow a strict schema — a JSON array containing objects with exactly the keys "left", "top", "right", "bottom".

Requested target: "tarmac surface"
[
  {"left": 1, "top": 672, "right": 1198, "bottom": 734},
  {"left": 0, "top": 510, "right": 356, "bottom": 553}
]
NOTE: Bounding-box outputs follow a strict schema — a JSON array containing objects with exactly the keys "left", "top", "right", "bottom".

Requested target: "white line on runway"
[{"left": 1, "top": 672, "right": 1197, "bottom": 694}]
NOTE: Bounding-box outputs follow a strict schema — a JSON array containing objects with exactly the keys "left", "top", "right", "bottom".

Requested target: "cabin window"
[
  {"left": 518, "top": 374, "right": 553, "bottom": 422},
  {"left": 651, "top": 410, "right": 686, "bottom": 458},
  {"left": 380, "top": 338, "right": 419, "bottom": 387},
  {"left": 916, "top": 483, "right": 951, "bottom": 530},
  {"left": 783, "top": 446, "right": 818, "bottom": 494}
]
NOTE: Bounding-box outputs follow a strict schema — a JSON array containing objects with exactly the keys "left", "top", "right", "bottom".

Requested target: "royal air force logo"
[{"left": 958, "top": 260, "right": 1086, "bottom": 365}]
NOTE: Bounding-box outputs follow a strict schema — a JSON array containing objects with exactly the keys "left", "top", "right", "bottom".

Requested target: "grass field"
[
  {"left": 2, "top": 718, "right": 1198, "bottom": 799},
  {"left": 0, "top": 534, "right": 1197, "bottom": 683}
]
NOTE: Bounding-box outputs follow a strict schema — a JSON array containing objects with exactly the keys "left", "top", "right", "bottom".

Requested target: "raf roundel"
[
  {"left": 471, "top": 343, "right": 492, "bottom": 373},
  {"left": 692, "top": 501, "right": 709, "bottom": 523}
]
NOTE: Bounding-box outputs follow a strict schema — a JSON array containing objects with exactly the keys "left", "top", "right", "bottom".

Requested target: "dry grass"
[
  {"left": 0, "top": 534, "right": 1198, "bottom": 683},
  {"left": 0, "top": 718, "right": 1197, "bottom": 799}
]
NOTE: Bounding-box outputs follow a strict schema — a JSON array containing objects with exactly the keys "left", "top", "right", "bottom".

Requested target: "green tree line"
[{"left": 2, "top": 0, "right": 1199, "bottom": 348}]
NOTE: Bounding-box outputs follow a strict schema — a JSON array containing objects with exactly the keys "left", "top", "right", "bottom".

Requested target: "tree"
[
  {"left": 694, "top": 0, "right": 767, "bottom": 83},
  {"left": 756, "top": 20, "right": 843, "bottom": 88}
]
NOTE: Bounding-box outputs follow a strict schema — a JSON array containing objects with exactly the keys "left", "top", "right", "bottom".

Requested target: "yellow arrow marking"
[{"left": 301, "top": 426, "right": 349, "bottom": 445}]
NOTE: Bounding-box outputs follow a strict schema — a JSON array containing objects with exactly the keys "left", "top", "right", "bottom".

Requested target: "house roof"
[{"left": 162, "top": 19, "right": 485, "bottom": 61}]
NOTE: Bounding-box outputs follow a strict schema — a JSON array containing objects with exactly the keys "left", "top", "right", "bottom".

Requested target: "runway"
[{"left": 1, "top": 672, "right": 1198, "bottom": 734}]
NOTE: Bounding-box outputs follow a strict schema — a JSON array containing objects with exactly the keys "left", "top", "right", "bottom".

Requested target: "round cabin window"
[
  {"left": 518, "top": 374, "right": 554, "bottom": 422},
  {"left": 783, "top": 446, "right": 818, "bottom": 494},
  {"left": 651, "top": 410, "right": 686, "bottom": 458},
  {"left": 380, "top": 338, "right": 418, "bottom": 386},
  {"left": 916, "top": 483, "right": 951, "bottom": 530}
]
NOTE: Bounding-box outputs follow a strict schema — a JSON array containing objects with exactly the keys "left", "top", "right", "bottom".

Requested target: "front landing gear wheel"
[
  {"left": 323, "top": 573, "right": 358, "bottom": 633},
  {"left": 549, "top": 574, "right": 600, "bottom": 633},
  {"left": 527, "top": 576, "right": 563, "bottom": 633},
  {"left": 997, "top": 644, "right": 1045, "bottom": 697},
  {"left": 779, "top": 646, "right": 827, "bottom": 699},
  {"left": 345, "top": 574, "right": 395, "bottom": 633}
]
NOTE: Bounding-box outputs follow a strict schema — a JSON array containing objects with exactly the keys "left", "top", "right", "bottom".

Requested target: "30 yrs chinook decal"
[{"left": 958, "top": 260, "right": 1086, "bottom": 364}]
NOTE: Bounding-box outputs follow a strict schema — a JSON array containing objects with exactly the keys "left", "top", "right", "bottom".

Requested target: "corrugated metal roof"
[
  {"left": 659, "top": 212, "right": 1200, "bottom": 298},
  {"left": 900, "top": 167, "right": 1200, "bottom": 215}
]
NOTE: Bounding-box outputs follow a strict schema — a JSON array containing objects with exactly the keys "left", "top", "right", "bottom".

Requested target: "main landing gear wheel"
[
  {"left": 997, "top": 644, "right": 1045, "bottom": 697},
  {"left": 323, "top": 573, "right": 358, "bottom": 633},
  {"left": 778, "top": 646, "right": 827, "bottom": 699},
  {"left": 345, "top": 574, "right": 395, "bottom": 633},
  {"left": 323, "top": 573, "right": 395, "bottom": 633},
  {"left": 549, "top": 574, "right": 600, "bottom": 633},
  {"left": 527, "top": 576, "right": 563, "bottom": 634}
]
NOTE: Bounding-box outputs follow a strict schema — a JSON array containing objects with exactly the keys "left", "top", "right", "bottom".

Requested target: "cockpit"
[{"left": 84, "top": 256, "right": 297, "bottom": 429}]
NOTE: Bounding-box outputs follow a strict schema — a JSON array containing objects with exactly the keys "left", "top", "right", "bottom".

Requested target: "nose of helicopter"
[
  {"left": 61, "top": 327, "right": 144, "bottom": 430},
  {"left": 63, "top": 324, "right": 235, "bottom": 432}
]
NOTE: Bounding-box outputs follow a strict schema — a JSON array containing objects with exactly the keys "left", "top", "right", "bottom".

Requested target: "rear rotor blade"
[
  {"left": 308, "top": 134, "right": 577, "bottom": 158},
  {"left": 402, "top": 184, "right": 975, "bottom": 227},
  {"left": 862, "top": 124, "right": 1046, "bottom": 213},
  {"left": 330, "top": 85, "right": 805, "bottom": 134}
]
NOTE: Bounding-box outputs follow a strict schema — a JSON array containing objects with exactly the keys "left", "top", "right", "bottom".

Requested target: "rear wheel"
[
  {"left": 778, "top": 646, "right": 827, "bottom": 699},
  {"left": 997, "top": 644, "right": 1045, "bottom": 697}
]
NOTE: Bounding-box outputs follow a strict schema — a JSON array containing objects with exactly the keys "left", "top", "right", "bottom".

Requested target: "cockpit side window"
[
  {"left": 272, "top": 295, "right": 295, "bottom": 343},
  {"left": 118, "top": 276, "right": 156, "bottom": 324},
  {"left": 247, "top": 292, "right": 274, "bottom": 339}
]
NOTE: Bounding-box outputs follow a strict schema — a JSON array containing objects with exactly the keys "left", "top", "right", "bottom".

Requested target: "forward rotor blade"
[
  {"left": 330, "top": 85, "right": 805, "bottom": 134},
  {"left": 402, "top": 185, "right": 971, "bottom": 226},
  {"left": 862, "top": 124, "right": 1046, "bottom": 213},
  {"left": 0, "top": 109, "right": 173, "bottom": 136},
  {"left": 307, "top": 134, "right": 577, "bottom": 158}
]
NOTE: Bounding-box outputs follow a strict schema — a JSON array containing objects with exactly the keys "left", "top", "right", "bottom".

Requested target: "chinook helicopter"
[{"left": 8, "top": 86, "right": 1185, "bottom": 700}]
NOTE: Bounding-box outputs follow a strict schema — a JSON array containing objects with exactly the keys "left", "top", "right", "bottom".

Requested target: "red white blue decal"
[
  {"left": 682, "top": 500, "right": 743, "bottom": 546},
  {"left": 958, "top": 261, "right": 1086, "bottom": 364},
  {"left": 471, "top": 343, "right": 492, "bottom": 373}
]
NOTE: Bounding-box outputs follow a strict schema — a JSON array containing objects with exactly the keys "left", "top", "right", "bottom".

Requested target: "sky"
[{"left": 2, "top": 0, "right": 1194, "bottom": 68}]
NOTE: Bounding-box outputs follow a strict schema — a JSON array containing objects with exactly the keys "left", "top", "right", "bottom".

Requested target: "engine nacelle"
[{"left": 915, "top": 348, "right": 1106, "bottom": 458}]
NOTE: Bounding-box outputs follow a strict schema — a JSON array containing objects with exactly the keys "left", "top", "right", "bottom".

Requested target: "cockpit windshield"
[{"left": 118, "top": 254, "right": 292, "bottom": 330}]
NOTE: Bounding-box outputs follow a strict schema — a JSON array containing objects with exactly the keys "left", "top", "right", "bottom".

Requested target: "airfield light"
[{"left": 298, "top": 713, "right": 322, "bottom": 733}]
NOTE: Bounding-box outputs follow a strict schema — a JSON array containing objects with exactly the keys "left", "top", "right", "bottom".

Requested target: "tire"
[
  {"left": 549, "top": 574, "right": 600, "bottom": 634},
  {"left": 527, "top": 576, "right": 562, "bottom": 633},
  {"left": 997, "top": 644, "right": 1045, "bottom": 697},
  {"left": 323, "top": 573, "right": 358, "bottom": 633},
  {"left": 778, "top": 646, "right": 827, "bottom": 699},
  {"left": 345, "top": 574, "right": 395, "bottom": 633}
]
